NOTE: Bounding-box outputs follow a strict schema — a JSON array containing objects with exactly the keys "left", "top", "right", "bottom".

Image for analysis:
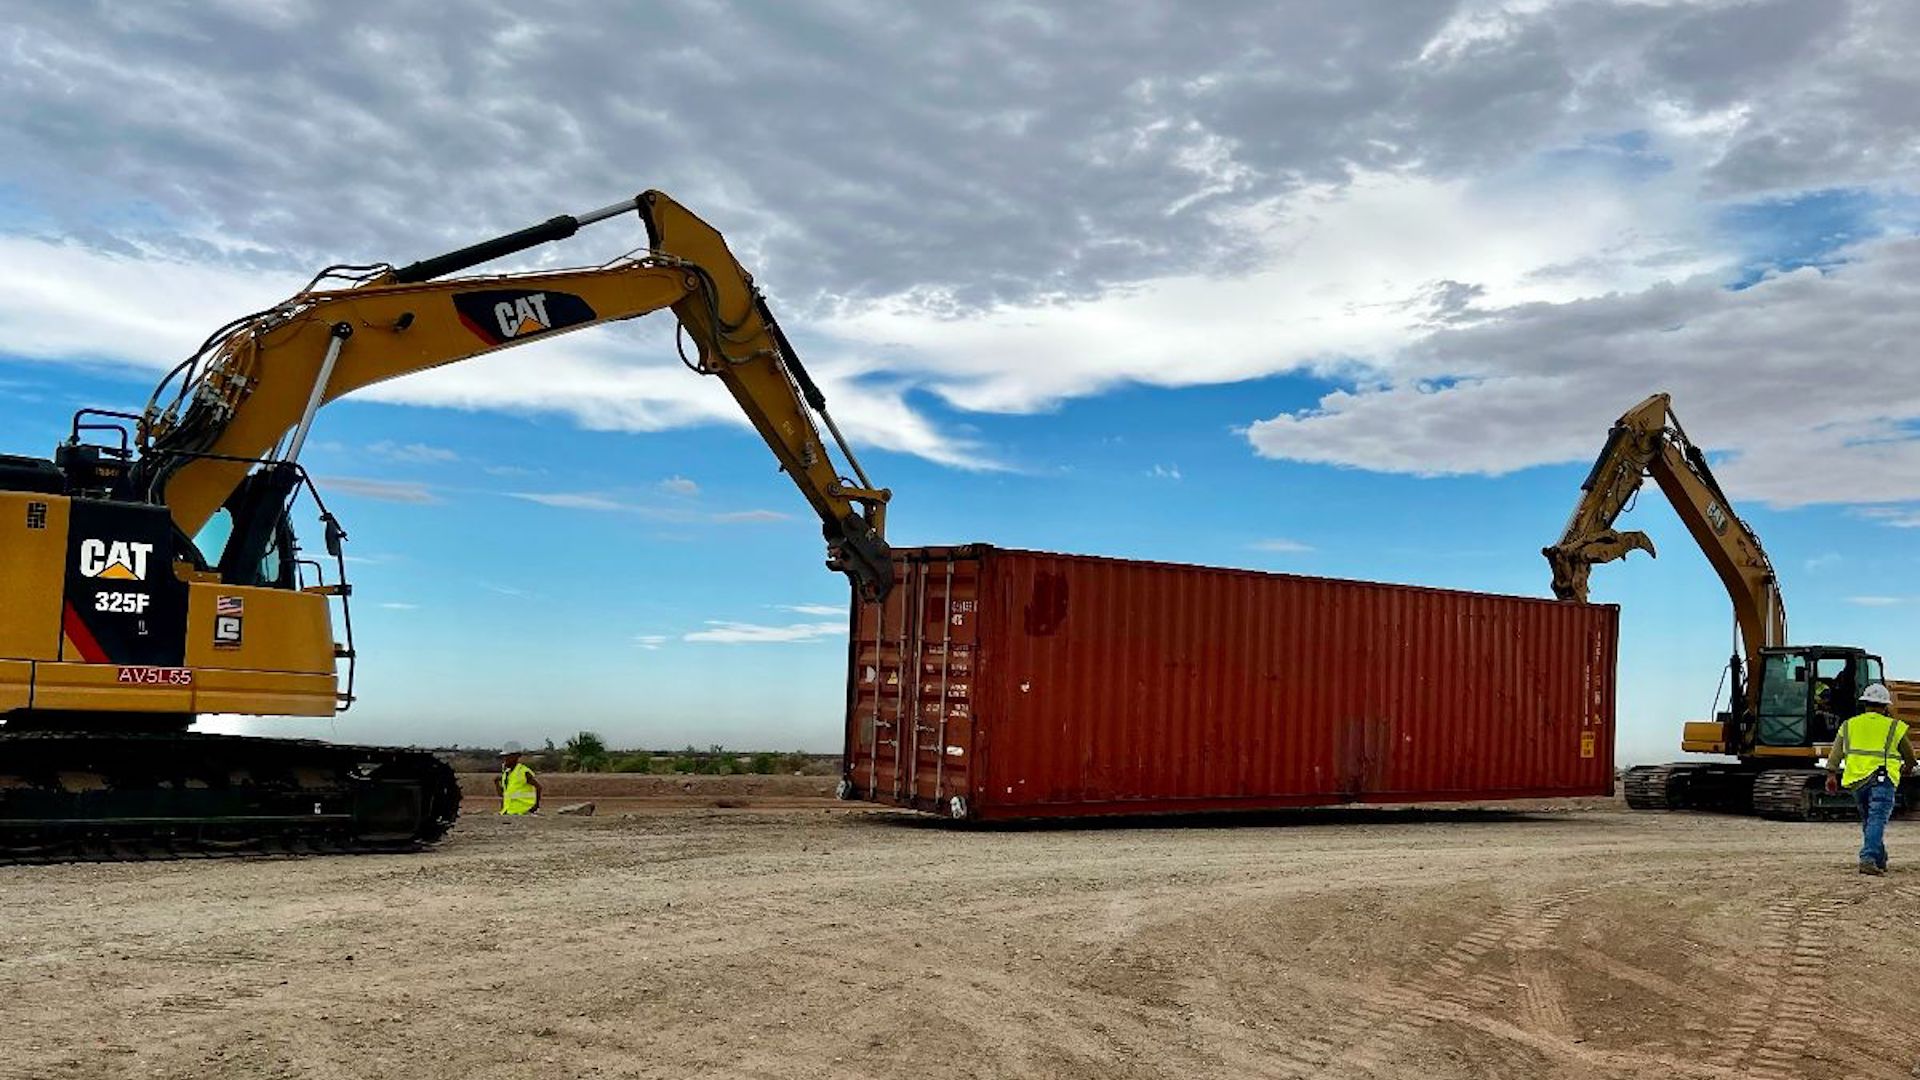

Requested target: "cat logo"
[
  {"left": 494, "top": 292, "right": 553, "bottom": 340},
  {"left": 453, "top": 288, "right": 597, "bottom": 346},
  {"left": 79, "top": 539, "right": 154, "bottom": 581},
  {"left": 1705, "top": 500, "right": 1730, "bottom": 536}
]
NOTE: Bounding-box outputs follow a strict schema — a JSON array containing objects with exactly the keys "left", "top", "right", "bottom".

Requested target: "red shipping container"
[{"left": 842, "top": 546, "right": 1617, "bottom": 820}]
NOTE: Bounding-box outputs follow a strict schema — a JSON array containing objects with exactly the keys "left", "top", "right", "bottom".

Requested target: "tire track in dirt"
[
  {"left": 1514, "top": 957, "right": 1575, "bottom": 1039},
  {"left": 1222, "top": 888, "right": 1596, "bottom": 1079},
  {"left": 1705, "top": 895, "right": 1850, "bottom": 1080},
  {"left": 1314, "top": 889, "right": 1593, "bottom": 1080}
]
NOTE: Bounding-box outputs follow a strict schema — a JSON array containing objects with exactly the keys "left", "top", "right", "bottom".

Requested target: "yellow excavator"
[
  {"left": 0, "top": 190, "right": 893, "bottom": 859},
  {"left": 1546, "top": 392, "right": 1917, "bottom": 819}
]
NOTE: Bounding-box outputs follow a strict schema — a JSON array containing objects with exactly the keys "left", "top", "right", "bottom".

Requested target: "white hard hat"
[
  {"left": 1860, "top": 683, "right": 1893, "bottom": 706},
  {"left": 499, "top": 741, "right": 525, "bottom": 756}
]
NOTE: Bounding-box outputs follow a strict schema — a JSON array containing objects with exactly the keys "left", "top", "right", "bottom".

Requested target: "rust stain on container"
[{"left": 843, "top": 546, "right": 1619, "bottom": 821}]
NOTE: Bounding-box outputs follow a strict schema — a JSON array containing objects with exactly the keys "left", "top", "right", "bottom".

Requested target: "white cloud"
[
  {"left": 633, "top": 634, "right": 669, "bottom": 650},
  {"left": 1847, "top": 596, "right": 1908, "bottom": 607},
  {"left": 658, "top": 475, "right": 700, "bottom": 496},
  {"left": 4, "top": 0, "right": 1919, "bottom": 509},
  {"left": 378, "top": 601, "right": 420, "bottom": 611},
  {"left": 1245, "top": 236, "right": 1920, "bottom": 508},
  {"left": 1804, "top": 552, "right": 1843, "bottom": 572},
  {"left": 820, "top": 169, "right": 1719, "bottom": 418},
  {"left": 1249, "top": 538, "right": 1314, "bottom": 554},
  {"left": 683, "top": 620, "right": 847, "bottom": 644},
  {"left": 1146, "top": 464, "right": 1182, "bottom": 480},
  {"left": 318, "top": 476, "right": 438, "bottom": 504}
]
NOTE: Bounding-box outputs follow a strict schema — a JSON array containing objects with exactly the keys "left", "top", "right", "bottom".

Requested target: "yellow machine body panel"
[
  {"left": 0, "top": 492, "right": 67, "bottom": 662},
  {"left": 0, "top": 488, "right": 340, "bottom": 721},
  {"left": 0, "top": 660, "right": 31, "bottom": 713},
  {"left": 1680, "top": 722, "right": 1728, "bottom": 755}
]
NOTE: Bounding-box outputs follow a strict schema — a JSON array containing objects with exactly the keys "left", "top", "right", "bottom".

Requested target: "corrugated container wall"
[{"left": 843, "top": 546, "right": 1618, "bottom": 821}]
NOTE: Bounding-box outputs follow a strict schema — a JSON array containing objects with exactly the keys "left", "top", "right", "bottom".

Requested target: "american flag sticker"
[{"left": 214, "top": 595, "right": 244, "bottom": 649}]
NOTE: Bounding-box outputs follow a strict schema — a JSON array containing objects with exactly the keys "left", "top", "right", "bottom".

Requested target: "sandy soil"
[{"left": 2, "top": 781, "right": 1916, "bottom": 1080}]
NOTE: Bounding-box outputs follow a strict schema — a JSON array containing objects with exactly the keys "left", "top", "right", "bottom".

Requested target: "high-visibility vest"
[
  {"left": 1839, "top": 711, "right": 1908, "bottom": 790},
  {"left": 500, "top": 763, "right": 538, "bottom": 814}
]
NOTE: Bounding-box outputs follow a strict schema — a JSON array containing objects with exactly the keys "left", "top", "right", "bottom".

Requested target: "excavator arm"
[
  {"left": 1544, "top": 392, "right": 1785, "bottom": 687},
  {"left": 133, "top": 191, "right": 892, "bottom": 598}
]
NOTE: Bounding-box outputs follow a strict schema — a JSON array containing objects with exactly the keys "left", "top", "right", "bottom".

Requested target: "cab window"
[{"left": 1756, "top": 654, "right": 1809, "bottom": 746}]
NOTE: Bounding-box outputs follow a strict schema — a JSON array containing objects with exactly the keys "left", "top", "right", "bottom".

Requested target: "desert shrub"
[
  {"left": 609, "top": 753, "right": 652, "bottom": 773},
  {"left": 749, "top": 752, "right": 777, "bottom": 774}
]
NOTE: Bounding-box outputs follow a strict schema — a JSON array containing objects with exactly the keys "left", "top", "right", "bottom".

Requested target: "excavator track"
[
  {"left": 1753, "top": 768, "right": 1859, "bottom": 822},
  {"left": 1624, "top": 762, "right": 1760, "bottom": 813},
  {"left": 0, "top": 732, "right": 461, "bottom": 864},
  {"left": 1623, "top": 764, "right": 1704, "bottom": 810}
]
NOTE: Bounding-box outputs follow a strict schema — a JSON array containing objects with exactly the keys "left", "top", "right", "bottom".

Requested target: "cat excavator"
[
  {"left": 0, "top": 190, "right": 893, "bottom": 860},
  {"left": 1546, "top": 392, "right": 1917, "bottom": 820}
]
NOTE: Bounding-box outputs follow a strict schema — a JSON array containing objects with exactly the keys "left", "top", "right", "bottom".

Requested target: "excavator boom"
[
  {"left": 1544, "top": 392, "right": 1783, "bottom": 685},
  {"left": 139, "top": 191, "right": 891, "bottom": 599}
]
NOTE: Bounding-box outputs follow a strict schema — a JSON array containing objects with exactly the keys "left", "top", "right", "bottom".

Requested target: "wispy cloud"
[
  {"left": 484, "top": 464, "right": 543, "bottom": 478},
  {"left": 378, "top": 601, "right": 420, "bottom": 611},
  {"left": 658, "top": 475, "right": 700, "bottom": 496},
  {"left": 1146, "top": 464, "right": 1182, "bottom": 480},
  {"left": 710, "top": 509, "right": 790, "bottom": 523},
  {"left": 369, "top": 440, "right": 458, "bottom": 464},
  {"left": 778, "top": 604, "right": 844, "bottom": 616},
  {"left": 508, "top": 491, "right": 790, "bottom": 523},
  {"left": 479, "top": 582, "right": 537, "bottom": 600},
  {"left": 683, "top": 621, "right": 847, "bottom": 644},
  {"left": 318, "top": 477, "right": 439, "bottom": 504},
  {"left": 1846, "top": 596, "right": 1908, "bottom": 607},
  {"left": 509, "top": 491, "right": 629, "bottom": 512},
  {"left": 633, "top": 634, "right": 669, "bottom": 651},
  {"left": 1856, "top": 506, "right": 1920, "bottom": 528},
  {"left": 1805, "top": 552, "right": 1842, "bottom": 572},
  {"left": 1250, "top": 538, "right": 1314, "bottom": 554},
  {"left": 343, "top": 552, "right": 405, "bottom": 566}
]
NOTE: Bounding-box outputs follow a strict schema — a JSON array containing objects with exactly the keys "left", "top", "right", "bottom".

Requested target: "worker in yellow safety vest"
[
  {"left": 1824, "top": 684, "right": 1916, "bottom": 875},
  {"left": 497, "top": 743, "right": 541, "bottom": 815}
]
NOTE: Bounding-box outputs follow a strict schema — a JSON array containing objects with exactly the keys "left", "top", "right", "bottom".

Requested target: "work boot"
[{"left": 1860, "top": 859, "right": 1886, "bottom": 876}]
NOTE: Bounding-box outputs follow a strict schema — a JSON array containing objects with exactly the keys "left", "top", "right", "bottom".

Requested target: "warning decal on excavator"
[{"left": 453, "top": 289, "right": 597, "bottom": 346}]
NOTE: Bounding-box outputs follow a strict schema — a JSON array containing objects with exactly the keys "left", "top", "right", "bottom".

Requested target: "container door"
[
  {"left": 910, "top": 556, "right": 979, "bottom": 816},
  {"left": 845, "top": 554, "right": 979, "bottom": 814},
  {"left": 847, "top": 571, "right": 912, "bottom": 805}
]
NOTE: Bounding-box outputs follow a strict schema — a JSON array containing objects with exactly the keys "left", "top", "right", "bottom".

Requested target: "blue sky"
[{"left": 3, "top": 1, "right": 1919, "bottom": 761}]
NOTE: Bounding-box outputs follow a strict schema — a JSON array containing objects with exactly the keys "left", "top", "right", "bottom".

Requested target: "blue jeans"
[{"left": 1855, "top": 777, "right": 1898, "bottom": 868}]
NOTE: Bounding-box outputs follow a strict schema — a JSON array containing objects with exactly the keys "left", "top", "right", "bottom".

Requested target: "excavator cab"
[{"left": 1748, "top": 646, "right": 1883, "bottom": 748}]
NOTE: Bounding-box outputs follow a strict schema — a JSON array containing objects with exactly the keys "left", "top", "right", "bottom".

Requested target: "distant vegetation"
[{"left": 439, "top": 737, "right": 833, "bottom": 776}]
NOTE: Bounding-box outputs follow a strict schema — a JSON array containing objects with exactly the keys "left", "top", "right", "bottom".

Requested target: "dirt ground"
[{"left": 2, "top": 779, "right": 1917, "bottom": 1080}]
